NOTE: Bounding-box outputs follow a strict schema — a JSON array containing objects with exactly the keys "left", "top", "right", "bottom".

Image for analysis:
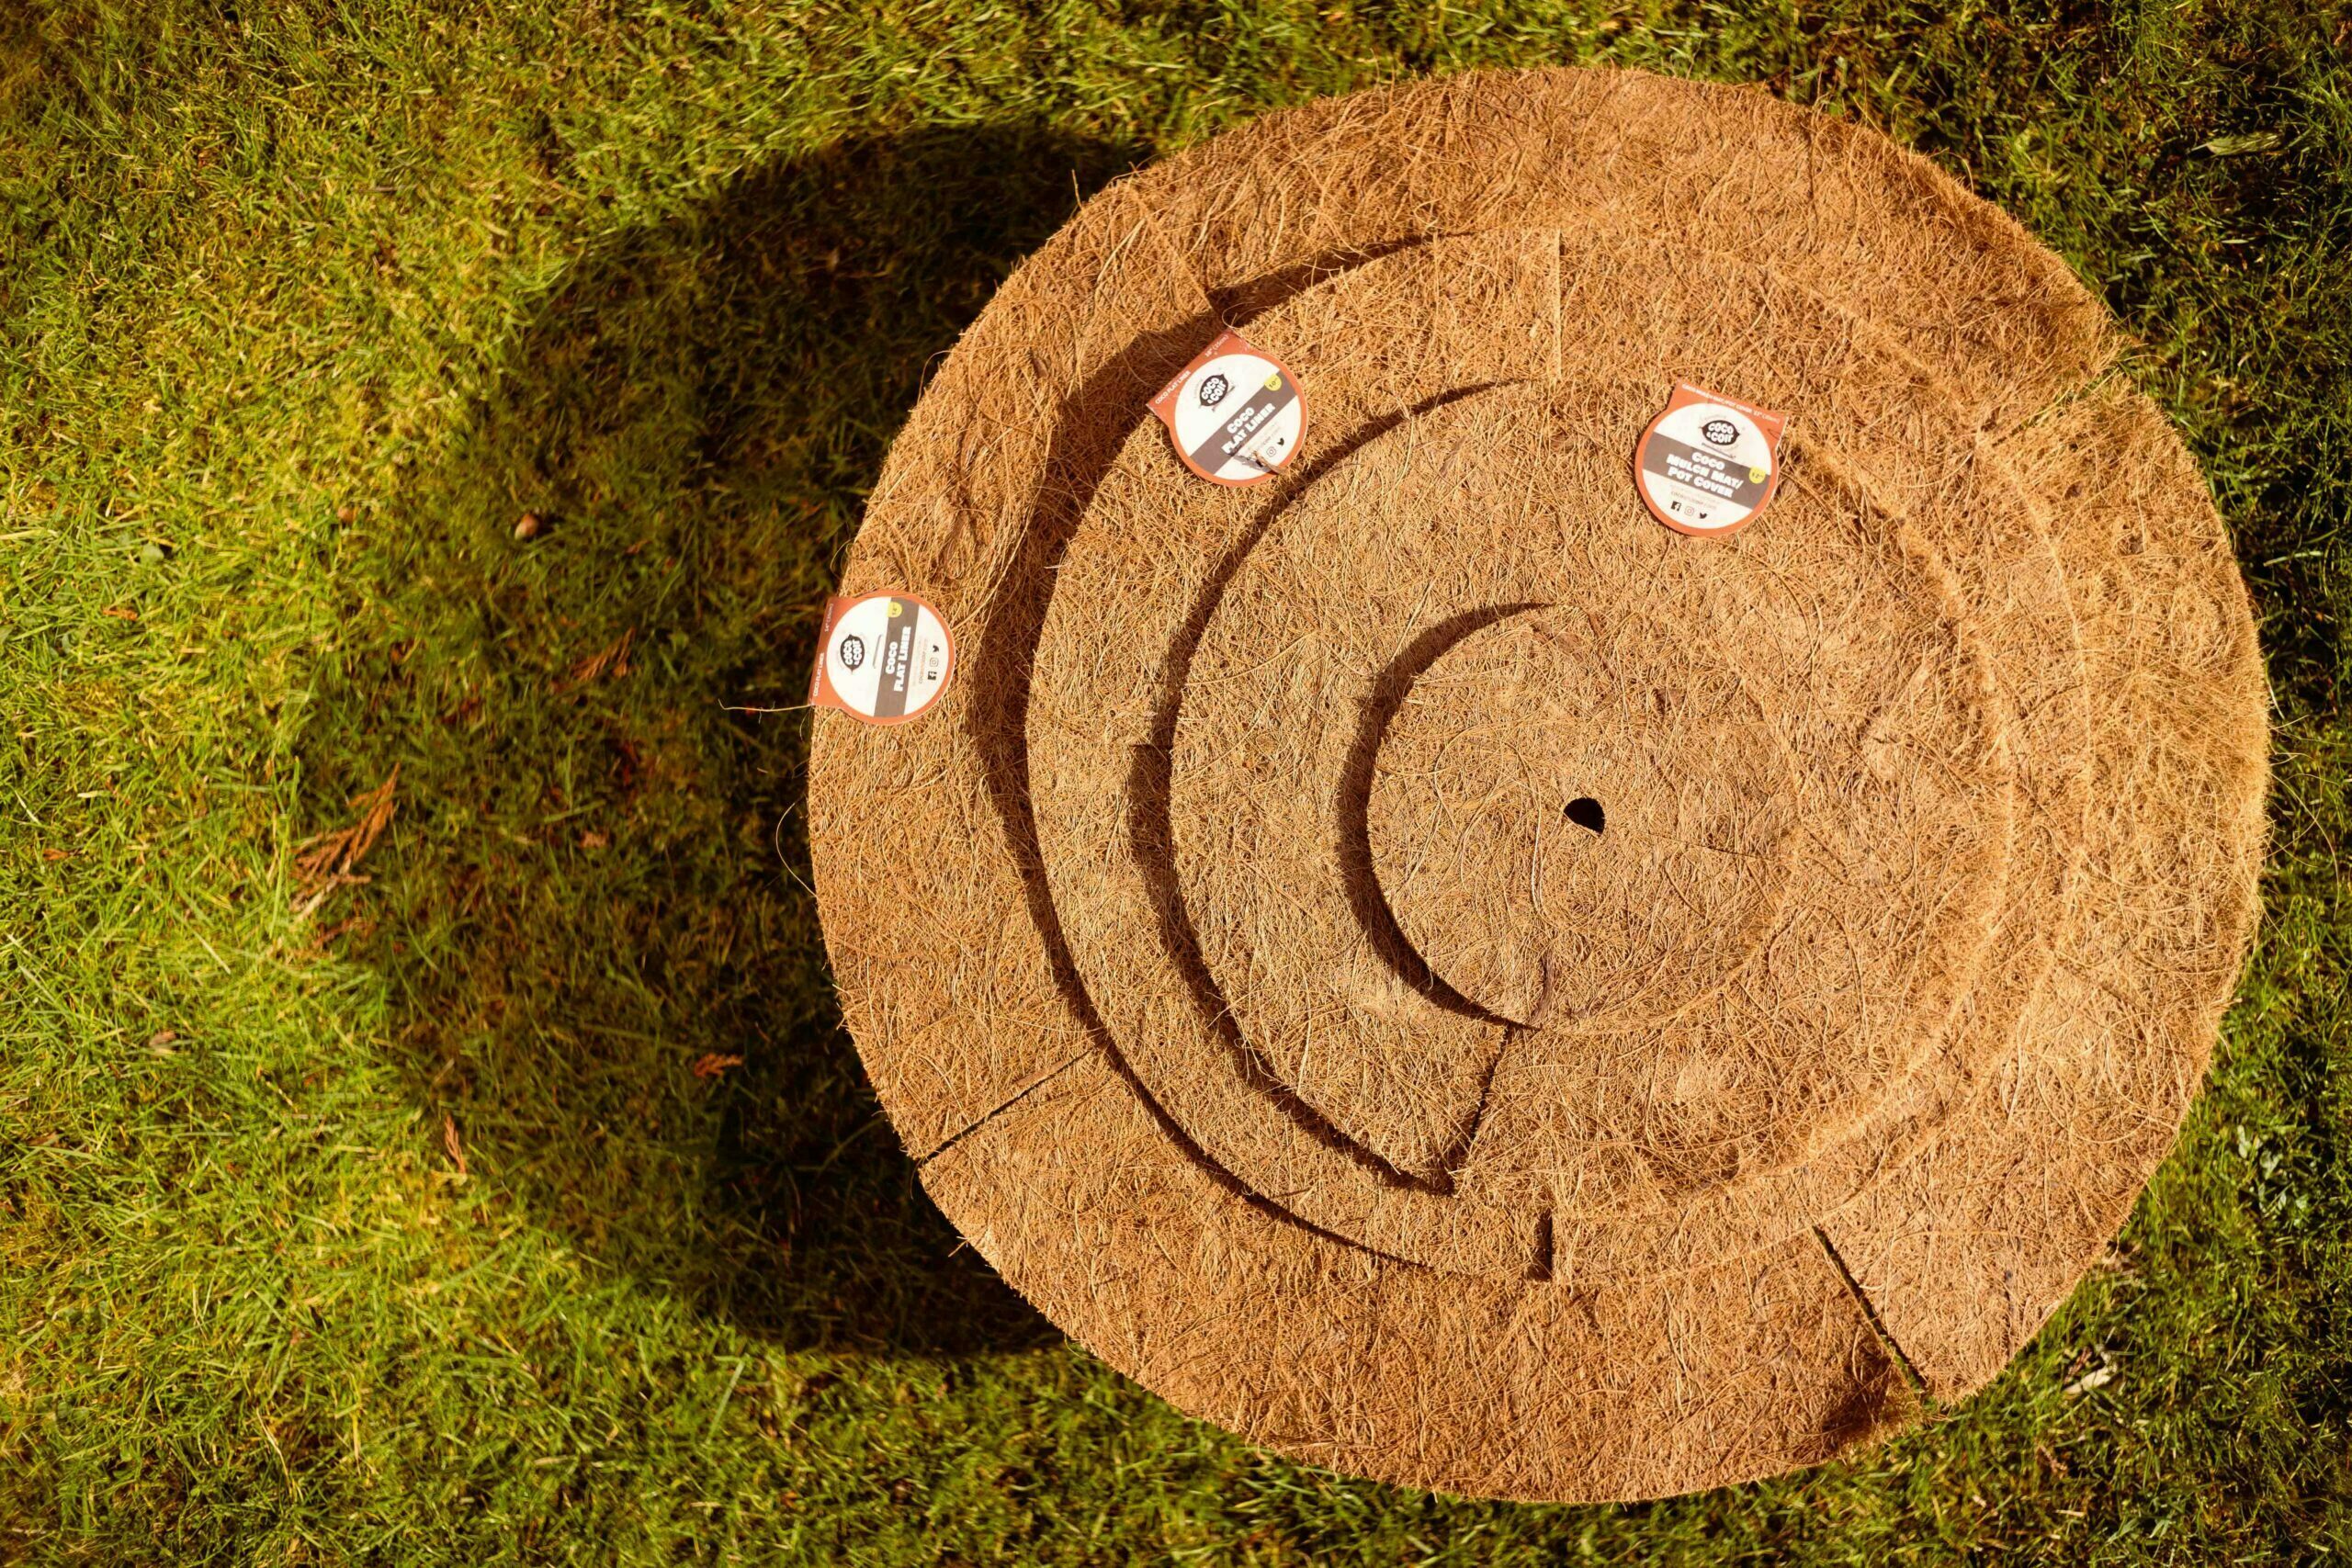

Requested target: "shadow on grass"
[{"left": 298, "top": 124, "right": 1143, "bottom": 1355}]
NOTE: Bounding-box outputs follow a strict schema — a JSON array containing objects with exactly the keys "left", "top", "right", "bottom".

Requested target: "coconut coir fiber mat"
[{"left": 806, "top": 68, "right": 2267, "bottom": 1502}]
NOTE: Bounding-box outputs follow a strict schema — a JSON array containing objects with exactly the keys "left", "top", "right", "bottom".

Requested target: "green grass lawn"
[{"left": 3, "top": 2, "right": 2348, "bottom": 1562}]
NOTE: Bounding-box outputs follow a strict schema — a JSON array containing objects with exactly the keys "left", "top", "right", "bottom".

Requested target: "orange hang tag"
[
  {"left": 808, "top": 591, "right": 956, "bottom": 725},
  {"left": 1148, "top": 328, "right": 1306, "bottom": 486},
  {"left": 1634, "top": 382, "right": 1789, "bottom": 537}
]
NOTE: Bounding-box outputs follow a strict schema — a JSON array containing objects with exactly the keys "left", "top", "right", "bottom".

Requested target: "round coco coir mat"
[{"left": 805, "top": 68, "right": 2267, "bottom": 1503}]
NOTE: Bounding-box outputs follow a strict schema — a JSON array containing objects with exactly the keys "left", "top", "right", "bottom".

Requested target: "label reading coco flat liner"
[
  {"left": 1149, "top": 328, "right": 1306, "bottom": 486},
  {"left": 808, "top": 591, "right": 956, "bottom": 725},
  {"left": 1634, "top": 382, "right": 1788, "bottom": 537}
]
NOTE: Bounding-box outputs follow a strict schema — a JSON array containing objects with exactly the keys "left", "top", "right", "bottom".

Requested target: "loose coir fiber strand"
[{"left": 805, "top": 68, "right": 2267, "bottom": 1502}]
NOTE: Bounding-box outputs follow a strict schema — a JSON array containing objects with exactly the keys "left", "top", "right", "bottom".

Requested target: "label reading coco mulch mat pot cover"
[
  {"left": 804, "top": 68, "right": 2267, "bottom": 1504},
  {"left": 1635, "top": 381, "right": 1786, "bottom": 536}
]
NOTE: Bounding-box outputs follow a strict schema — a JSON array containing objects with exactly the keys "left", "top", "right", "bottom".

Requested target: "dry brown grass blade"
[
  {"left": 293, "top": 764, "right": 400, "bottom": 916},
  {"left": 555, "top": 628, "right": 635, "bottom": 694}
]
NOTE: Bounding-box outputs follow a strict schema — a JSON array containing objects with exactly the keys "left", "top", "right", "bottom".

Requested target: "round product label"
[
  {"left": 1150, "top": 329, "right": 1306, "bottom": 486},
  {"left": 808, "top": 592, "right": 955, "bottom": 725},
  {"left": 1634, "top": 384, "right": 1787, "bottom": 536}
]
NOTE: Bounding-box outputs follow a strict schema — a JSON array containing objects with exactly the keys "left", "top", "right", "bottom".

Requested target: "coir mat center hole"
[{"left": 1564, "top": 796, "right": 1606, "bottom": 835}]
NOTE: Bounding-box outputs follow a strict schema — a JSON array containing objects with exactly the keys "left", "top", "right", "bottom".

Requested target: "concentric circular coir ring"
[
  {"left": 807, "top": 68, "right": 2267, "bottom": 1502},
  {"left": 1023, "top": 225, "right": 2065, "bottom": 1292},
  {"left": 1137, "top": 233, "right": 2066, "bottom": 1286}
]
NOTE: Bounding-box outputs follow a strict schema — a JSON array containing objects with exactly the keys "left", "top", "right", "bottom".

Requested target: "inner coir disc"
[{"left": 805, "top": 68, "right": 2267, "bottom": 1503}]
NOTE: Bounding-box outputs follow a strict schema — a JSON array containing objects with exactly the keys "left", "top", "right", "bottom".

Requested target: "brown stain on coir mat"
[{"left": 804, "top": 68, "right": 2267, "bottom": 1501}]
